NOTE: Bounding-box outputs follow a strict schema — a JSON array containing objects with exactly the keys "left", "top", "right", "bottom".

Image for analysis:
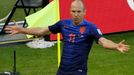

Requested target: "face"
[{"left": 70, "top": 1, "right": 86, "bottom": 25}]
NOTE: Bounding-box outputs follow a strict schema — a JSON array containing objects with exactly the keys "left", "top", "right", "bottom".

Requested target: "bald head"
[{"left": 71, "top": 0, "right": 85, "bottom": 11}]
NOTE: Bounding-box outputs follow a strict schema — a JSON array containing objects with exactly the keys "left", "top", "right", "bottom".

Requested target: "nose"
[{"left": 74, "top": 12, "right": 78, "bottom": 17}]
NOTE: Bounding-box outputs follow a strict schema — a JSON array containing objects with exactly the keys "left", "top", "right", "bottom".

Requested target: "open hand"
[
  {"left": 116, "top": 40, "right": 130, "bottom": 53},
  {"left": 4, "top": 25, "right": 22, "bottom": 35}
]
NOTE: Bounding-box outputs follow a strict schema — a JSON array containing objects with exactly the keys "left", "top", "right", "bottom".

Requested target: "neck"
[
  {"left": 73, "top": 20, "right": 83, "bottom": 26},
  {"left": 73, "top": 22, "right": 80, "bottom": 26}
]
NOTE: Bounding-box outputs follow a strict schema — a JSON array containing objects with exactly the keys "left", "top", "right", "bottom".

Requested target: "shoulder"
[
  {"left": 56, "top": 19, "right": 71, "bottom": 24},
  {"left": 83, "top": 20, "right": 98, "bottom": 29},
  {"left": 60, "top": 19, "right": 72, "bottom": 23},
  {"left": 84, "top": 20, "right": 103, "bottom": 35},
  {"left": 56, "top": 19, "right": 72, "bottom": 27}
]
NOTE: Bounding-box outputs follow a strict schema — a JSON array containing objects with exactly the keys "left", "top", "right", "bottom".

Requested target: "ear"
[{"left": 83, "top": 9, "right": 86, "bottom": 15}]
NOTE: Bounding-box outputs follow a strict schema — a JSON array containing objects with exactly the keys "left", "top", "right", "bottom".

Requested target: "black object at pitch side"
[{"left": 0, "top": 50, "right": 20, "bottom": 75}]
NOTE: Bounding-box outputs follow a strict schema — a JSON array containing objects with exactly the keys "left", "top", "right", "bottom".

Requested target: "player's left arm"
[{"left": 98, "top": 37, "right": 130, "bottom": 53}]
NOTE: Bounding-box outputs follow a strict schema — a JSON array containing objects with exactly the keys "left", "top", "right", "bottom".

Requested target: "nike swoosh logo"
[{"left": 127, "top": 0, "right": 134, "bottom": 11}]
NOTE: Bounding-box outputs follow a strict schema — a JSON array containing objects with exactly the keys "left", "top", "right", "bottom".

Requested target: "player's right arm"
[{"left": 4, "top": 25, "right": 51, "bottom": 36}]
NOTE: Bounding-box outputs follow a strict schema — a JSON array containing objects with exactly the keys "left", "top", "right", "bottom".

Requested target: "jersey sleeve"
[
  {"left": 48, "top": 21, "right": 62, "bottom": 34},
  {"left": 91, "top": 25, "right": 103, "bottom": 43}
]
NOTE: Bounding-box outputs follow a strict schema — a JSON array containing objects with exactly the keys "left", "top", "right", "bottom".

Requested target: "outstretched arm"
[
  {"left": 98, "top": 37, "right": 130, "bottom": 53},
  {"left": 4, "top": 25, "right": 51, "bottom": 36}
]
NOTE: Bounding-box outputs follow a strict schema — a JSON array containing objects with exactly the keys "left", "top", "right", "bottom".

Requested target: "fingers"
[
  {"left": 124, "top": 45, "right": 130, "bottom": 51},
  {"left": 4, "top": 26, "right": 12, "bottom": 31},
  {"left": 4, "top": 26, "right": 15, "bottom": 34},
  {"left": 4, "top": 27, "right": 13, "bottom": 34},
  {"left": 119, "top": 49, "right": 127, "bottom": 53},
  {"left": 119, "top": 40, "right": 130, "bottom": 50},
  {"left": 119, "top": 40, "right": 125, "bottom": 44},
  {"left": 121, "top": 46, "right": 130, "bottom": 53},
  {"left": 5, "top": 30, "right": 16, "bottom": 35},
  {"left": 4, "top": 25, "right": 18, "bottom": 31},
  {"left": 5, "top": 30, "right": 12, "bottom": 33},
  {"left": 4, "top": 29, "right": 14, "bottom": 34},
  {"left": 119, "top": 49, "right": 125, "bottom": 53},
  {"left": 117, "top": 41, "right": 130, "bottom": 53}
]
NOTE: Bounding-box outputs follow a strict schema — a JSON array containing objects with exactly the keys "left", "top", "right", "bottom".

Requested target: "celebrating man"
[{"left": 5, "top": 0, "right": 129, "bottom": 75}]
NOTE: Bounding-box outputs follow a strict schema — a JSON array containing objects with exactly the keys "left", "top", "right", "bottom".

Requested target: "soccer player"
[{"left": 5, "top": 0, "right": 129, "bottom": 75}]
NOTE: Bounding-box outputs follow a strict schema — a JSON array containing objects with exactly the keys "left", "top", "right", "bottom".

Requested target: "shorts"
[{"left": 56, "top": 69, "right": 87, "bottom": 75}]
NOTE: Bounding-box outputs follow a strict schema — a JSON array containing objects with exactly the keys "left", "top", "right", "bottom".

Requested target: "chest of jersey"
[{"left": 61, "top": 24, "right": 91, "bottom": 43}]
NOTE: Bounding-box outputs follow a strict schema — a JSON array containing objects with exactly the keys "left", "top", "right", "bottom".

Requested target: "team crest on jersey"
[{"left": 80, "top": 26, "right": 86, "bottom": 34}]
